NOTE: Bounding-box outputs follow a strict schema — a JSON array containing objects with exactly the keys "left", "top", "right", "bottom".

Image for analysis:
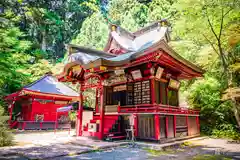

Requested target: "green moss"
[
  {"left": 143, "top": 148, "right": 175, "bottom": 156},
  {"left": 180, "top": 141, "right": 193, "bottom": 147},
  {"left": 192, "top": 154, "right": 232, "bottom": 160}
]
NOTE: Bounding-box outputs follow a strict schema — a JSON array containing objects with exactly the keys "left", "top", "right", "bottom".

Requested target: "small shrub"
[{"left": 211, "top": 124, "right": 240, "bottom": 140}]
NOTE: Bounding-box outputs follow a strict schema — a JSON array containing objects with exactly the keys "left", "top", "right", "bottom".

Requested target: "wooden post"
[
  {"left": 151, "top": 79, "right": 156, "bottom": 104},
  {"left": 40, "top": 122, "right": 42, "bottom": 130},
  {"left": 186, "top": 115, "right": 189, "bottom": 136},
  {"left": 154, "top": 114, "right": 160, "bottom": 140},
  {"left": 173, "top": 115, "right": 176, "bottom": 137},
  {"left": 55, "top": 112, "right": 58, "bottom": 134},
  {"left": 165, "top": 116, "right": 168, "bottom": 138},
  {"left": 134, "top": 113, "right": 138, "bottom": 137},
  {"left": 99, "top": 86, "right": 105, "bottom": 140},
  {"left": 76, "top": 82, "right": 84, "bottom": 136}
]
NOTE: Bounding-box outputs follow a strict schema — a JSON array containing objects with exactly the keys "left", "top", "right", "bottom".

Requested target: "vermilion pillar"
[
  {"left": 173, "top": 115, "right": 176, "bottom": 137},
  {"left": 30, "top": 97, "right": 34, "bottom": 121},
  {"left": 154, "top": 114, "right": 160, "bottom": 140},
  {"left": 77, "top": 82, "right": 84, "bottom": 136},
  {"left": 133, "top": 113, "right": 138, "bottom": 137},
  {"left": 95, "top": 89, "right": 99, "bottom": 113},
  {"left": 99, "top": 86, "right": 105, "bottom": 140},
  {"left": 165, "top": 116, "right": 169, "bottom": 138},
  {"left": 150, "top": 79, "right": 156, "bottom": 104}
]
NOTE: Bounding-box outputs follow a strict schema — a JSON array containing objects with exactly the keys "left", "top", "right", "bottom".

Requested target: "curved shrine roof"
[
  {"left": 59, "top": 20, "right": 204, "bottom": 80},
  {"left": 6, "top": 74, "right": 79, "bottom": 100}
]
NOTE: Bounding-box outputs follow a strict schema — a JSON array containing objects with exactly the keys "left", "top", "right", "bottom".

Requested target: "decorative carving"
[
  {"left": 113, "top": 85, "right": 127, "bottom": 92},
  {"left": 103, "top": 74, "right": 127, "bottom": 86}
]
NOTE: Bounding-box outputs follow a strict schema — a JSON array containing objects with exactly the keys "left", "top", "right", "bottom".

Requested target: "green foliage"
[
  {"left": 68, "top": 111, "right": 77, "bottom": 122},
  {"left": 0, "top": 105, "right": 13, "bottom": 147},
  {"left": 0, "top": 19, "right": 31, "bottom": 104},
  {"left": 72, "top": 13, "right": 108, "bottom": 50},
  {"left": 211, "top": 124, "right": 240, "bottom": 140},
  {"left": 147, "top": 0, "right": 176, "bottom": 22},
  {"left": 3, "top": 0, "right": 97, "bottom": 59},
  {"left": 108, "top": 0, "right": 149, "bottom": 31}
]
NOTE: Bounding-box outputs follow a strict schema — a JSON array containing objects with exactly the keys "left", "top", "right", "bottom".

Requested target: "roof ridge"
[{"left": 50, "top": 75, "right": 79, "bottom": 95}]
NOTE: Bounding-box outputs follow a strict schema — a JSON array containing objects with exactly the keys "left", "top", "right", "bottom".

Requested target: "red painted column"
[
  {"left": 173, "top": 115, "right": 176, "bottom": 138},
  {"left": 196, "top": 116, "right": 200, "bottom": 134},
  {"left": 154, "top": 114, "right": 160, "bottom": 140},
  {"left": 99, "top": 86, "right": 105, "bottom": 140},
  {"left": 150, "top": 79, "right": 156, "bottom": 104},
  {"left": 8, "top": 101, "right": 14, "bottom": 125},
  {"left": 30, "top": 97, "right": 34, "bottom": 121},
  {"left": 186, "top": 115, "right": 189, "bottom": 136},
  {"left": 133, "top": 113, "right": 138, "bottom": 137},
  {"left": 95, "top": 89, "right": 99, "bottom": 113},
  {"left": 165, "top": 116, "right": 169, "bottom": 138},
  {"left": 76, "top": 82, "right": 84, "bottom": 136}
]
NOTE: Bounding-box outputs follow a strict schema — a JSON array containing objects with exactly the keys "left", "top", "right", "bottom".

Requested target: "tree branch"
[
  {"left": 218, "top": 4, "right": 224, "bottom": 40},
  {"left": 205, "top": 8, "right": 219, "bottom": 42},
  {"left": 202, "top": 33, "right": 219, "bottom": 56}
]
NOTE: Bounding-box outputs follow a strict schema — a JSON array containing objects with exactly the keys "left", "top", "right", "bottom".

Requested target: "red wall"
[{"left": 22, "top": 101, "right": 68, "bottom": 121}]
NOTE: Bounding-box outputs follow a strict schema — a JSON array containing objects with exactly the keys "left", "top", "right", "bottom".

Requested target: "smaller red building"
[{"left": 6, "top": 73, "right": 79, "bottom": 130}]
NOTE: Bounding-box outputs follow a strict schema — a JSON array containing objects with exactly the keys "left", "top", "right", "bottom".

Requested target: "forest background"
[{"left": 0, "top": 0, "right": 239, "bottom": 146}]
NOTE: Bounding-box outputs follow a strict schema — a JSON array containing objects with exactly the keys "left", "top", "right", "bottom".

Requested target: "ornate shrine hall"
[{"left": 57, "top": 20, "right": 204, "bottom": 141}]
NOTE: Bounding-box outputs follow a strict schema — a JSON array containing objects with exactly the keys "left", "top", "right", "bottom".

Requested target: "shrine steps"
[
  {"left": 105, "top": 132, "right": 126, "bottom": 141},
  {"left": 83, "top": 115, "right": 124, "bottom": 140}
]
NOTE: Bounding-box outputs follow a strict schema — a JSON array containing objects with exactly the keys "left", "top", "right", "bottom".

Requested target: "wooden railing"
[
  {"left": 118, "top": 104, "right": 200, "bottom": 115},
  {"left": 17, "top": 121, "right": 71, "bottom": 130}
]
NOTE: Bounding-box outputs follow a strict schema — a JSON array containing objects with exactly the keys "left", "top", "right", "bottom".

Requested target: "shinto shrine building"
[{"left": 57, "top": 20, "right": 204, "bottom": 141}]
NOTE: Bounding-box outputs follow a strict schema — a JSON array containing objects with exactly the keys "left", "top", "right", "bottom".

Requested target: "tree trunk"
[
  {"left": 41, "top": 30, "right": 47, "bottom": 52},
  {"left": 233, "top": 101, "right": 240, "bottom": 127}
]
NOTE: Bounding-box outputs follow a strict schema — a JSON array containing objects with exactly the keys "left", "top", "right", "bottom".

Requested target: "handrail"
[{"left": 118, "top": 104, "right": 200, "bottom": 115}]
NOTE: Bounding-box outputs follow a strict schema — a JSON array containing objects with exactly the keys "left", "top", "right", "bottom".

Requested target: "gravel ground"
[
  {"left": 13, "top": 131, "right": 74, "bottom": 146},
  {"left": 1, "top": 133, "right": 240, "bottom": 160},
  {"left": 52, "top": 144, "right": 240, "bottom": 160}
]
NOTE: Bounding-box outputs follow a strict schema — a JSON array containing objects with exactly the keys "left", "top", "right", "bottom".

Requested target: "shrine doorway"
[{"left": 113, "top": 91, "right": 127, "bottom": 106}]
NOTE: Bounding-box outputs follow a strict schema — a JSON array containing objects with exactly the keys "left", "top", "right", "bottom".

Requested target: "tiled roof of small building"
[{"left": 24, "top": 74, "right": 78, "bottom": 97}]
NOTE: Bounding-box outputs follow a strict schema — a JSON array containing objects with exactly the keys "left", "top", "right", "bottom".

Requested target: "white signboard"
[
  {"left": 156, "top": 67, "right": 164, "bottom": 79},
  {"left": 169, "top": 79, "right": 180, "bottom": 89},
  {"left": 131, "top": 70, "right": 142, "bottom": 80}
]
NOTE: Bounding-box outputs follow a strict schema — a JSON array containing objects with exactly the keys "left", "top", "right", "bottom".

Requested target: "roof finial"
[{"left": 160, "top": 19, "right": 168, "bottom": 26}]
